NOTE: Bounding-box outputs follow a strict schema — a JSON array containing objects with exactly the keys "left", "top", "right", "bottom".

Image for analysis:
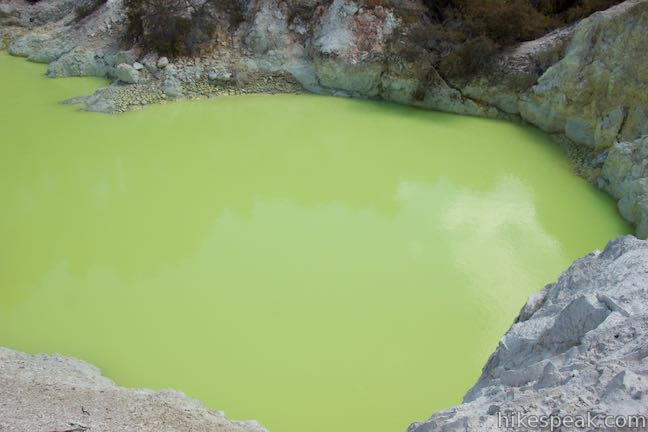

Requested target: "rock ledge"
[{"left": 0, "top": 347, "right": 266, "bottom": 432}]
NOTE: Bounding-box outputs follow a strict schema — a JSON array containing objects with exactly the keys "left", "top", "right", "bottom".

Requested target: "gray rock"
[
  {"left": 114, "top": 50, "right": 139, "bottom": 67},
  {"left": 141, "top": 53, "right": 159, "bottom": 73},
  {"left": 0, "top": 3, "right": 21, "bottom": 26},
  {"left": 208, "top": 70, "right": 233, "bottom": 82},
  {"left": 315, "top": 57, "right": 384, "bottom": 97},
  {"left": 47, "top": 50, "right": 112, "bottom": 78},
  {"left": 62, "top": 87, "right": 117, "bottom": 113},
  {"left": 601, "top": 136, "right": 648, "bottom": 238},
  {"left": 519, "top": 0, "right": 648, "bottom": 148},
  {"left": 534, "top": 362, "right": 563, "bottom": 390},
  {"left": 133, "top": 61, "right": 144, "bottom": 71},
  {"left": 8, "top": 33, "right": 72, "bottom": 63},
  {"left": 116, "top": 63, "right": 140, "bottom": 84},
  {"left": 0, "top": 347, "right": 267, "bottom": 432},
  {"left": 163, "top": 76, "right": 184, "bottom": 99},
  {"left": 411, "top": 236, "right": 648, "bottom": 431},
  {"left": 244, "top": 0, "right": 291, "bottom": 55},
  {"left": 157, "top": 56, "right": 169, "bottom": 68},
  {"left": 311, "top": 0, "right": 396, "bottom": 98}
]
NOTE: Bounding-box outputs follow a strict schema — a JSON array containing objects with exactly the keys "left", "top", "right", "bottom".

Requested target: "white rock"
[
  {"left": 410, "top": 236, "right": 648, "bottom": 432},
  {"left": 0, "top": 348, "right": 266, "bottom": 432},
  {"left": 157, "top": 56, "right": 169, "bottom": 68}
]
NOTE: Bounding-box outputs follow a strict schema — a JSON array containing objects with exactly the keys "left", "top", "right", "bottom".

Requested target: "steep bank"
[{"left": 409, "top": 235, "right": 648, "bottom": 431}]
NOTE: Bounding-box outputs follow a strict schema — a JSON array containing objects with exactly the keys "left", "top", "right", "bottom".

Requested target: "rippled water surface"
[{"left": 0, "top": 53, "right": 631, "bottom": 432}]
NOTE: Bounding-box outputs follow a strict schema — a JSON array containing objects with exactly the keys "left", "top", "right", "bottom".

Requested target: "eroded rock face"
[
  {"left": 311, "top": 0, "right": 394, "bottom": 97},
  {"left": 519, "top": 0, "right": 648, "bottom": 149},
  {"left": 0, "top": 347, "right": 266, "bottom": 432},
  {"left": 4, "top": 0, "right": 646, "bottom": 142},
  {"left": 601, "top": 136, "right": 648, "bottom": 238},
  {"left": 409, "top": 236, "right": 648, "bottom": 432}
]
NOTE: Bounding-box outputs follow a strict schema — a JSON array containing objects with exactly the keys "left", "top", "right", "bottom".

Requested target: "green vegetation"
[
  {"left": 118, "top": 0, "right": 622, "bottom": 72},
  {"left": 123, "top": 0, "right": 243, "bottom": 57},
  {"left": 74, "top": 0, "right": 108, "bottom": 21},
  {"left": 385, "top": 0, "right": 623, "bottom": 80}
]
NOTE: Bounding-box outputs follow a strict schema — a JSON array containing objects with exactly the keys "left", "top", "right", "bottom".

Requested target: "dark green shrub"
[
  {"left": 563, "top": 0, "right": 622, "bottom": 22},
  {"left": 74, "top": 0, "right": 108, "bottom": 21},
  {"left": 387, "top": 0, "right": 624, "bottom": 85},
  {"left": 123, "top": 0, "right": 244, "bottom": 57},
  {"left": 398, "top": 22, "right": 465, "bottom": 63},
  {"left": 533, "top": 0, "right": 579, "bottom": 14},
  {"left": 287, "top": 3, "right": 315, "bottom": 26},
  {"left": 459, "top": 0, "right": 555, "bottom": 45},
  {"left": 421, "top": 0, "right": 458, "bottom": 21},
  {"left": 439, "top": 35, "right": 498, "bottom": 79}
]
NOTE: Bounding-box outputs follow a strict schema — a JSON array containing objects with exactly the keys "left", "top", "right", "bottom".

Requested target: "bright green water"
[{"left": 0, "top": 53, "right": 631, "bottom": 432}]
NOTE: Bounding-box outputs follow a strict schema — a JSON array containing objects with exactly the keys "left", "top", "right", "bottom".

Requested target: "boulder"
[
  {"left": 163, "top": 76, "right": 184, "bottom": 99},
  {"left": 157, "top": 56, "right": 169, "bottom": 69},
  {"left": 116, "top": 63, "right": 140, "bottom": 84},
  {"left": 47, "top": 50, "right": 112, "bottom": 78},
  {"left": 208, "top": 70, "right": 233, "bottom": 82},
  {"left": 8, "top": 33, "right": 72, "bottom": 63}
]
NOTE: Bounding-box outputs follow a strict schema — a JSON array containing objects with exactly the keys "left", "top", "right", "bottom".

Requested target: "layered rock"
[
  {"left": 0, "top": 347, "right": 266, "bottom": 432},
  {"left": 409, "top": 236, "right": 648, "bottom": 432},
  {"left": 600, "top": 136, "right": 648, "bottom": 238},
  {"left": 518, "top": 0, "right": 648, "bottom": 149},
  {"left": 2, "top": 0, "right": 646, "bottom": 145}
]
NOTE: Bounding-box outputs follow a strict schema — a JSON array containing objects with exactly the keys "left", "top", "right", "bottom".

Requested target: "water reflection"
[{"left": 0, "top": 53, "right": 631, "bottom": 432}]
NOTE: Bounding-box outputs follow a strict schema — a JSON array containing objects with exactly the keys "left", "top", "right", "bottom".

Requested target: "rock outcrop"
[
  {"left": 0, "top": 347, "right": 266, "bottom": 432},
  {"left": 518, "top": 0, "right": 648, "bottom": 149},
  {"left": 115, "top": 62, "right": 139, "bottom": 83},
  {"left": 2, "top": 0, "right": 645, "bottom": 152},
  {"left": 601, "top": 136, "right": 648, "bottom": 239},
  {"left": 409, "top": 236, "right": 648, "bottom": 432},
  {"left": 2, "top": 1, "right": 645, "bottom": 155}
]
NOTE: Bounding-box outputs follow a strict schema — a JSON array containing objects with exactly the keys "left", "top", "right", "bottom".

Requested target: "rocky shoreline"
[
  {"left": 2, "top": 236, "right": 647, "bottom": 432},
  {"left": 2, "top": 0, "right": 647, "bottom": 234},
  {"left": 0, "top": 347, "right": 267, "bottom": 432},
  {"left": 409, "top": 235, "right": 648, "bottom": 432},
  {"left": 1, "top": 0, "right": 648, "bottom": 431}
]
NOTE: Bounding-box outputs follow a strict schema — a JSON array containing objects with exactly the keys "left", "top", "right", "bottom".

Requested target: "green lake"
[{"left": 0, "top": 53, "right": 632, "bottom": 432}]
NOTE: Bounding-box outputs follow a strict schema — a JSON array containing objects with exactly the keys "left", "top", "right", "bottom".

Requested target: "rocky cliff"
[{"left": 409, "top": 235, "right": 648, "bottom": 431}]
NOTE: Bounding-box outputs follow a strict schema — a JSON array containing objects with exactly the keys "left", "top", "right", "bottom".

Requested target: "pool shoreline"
[{"left": 1, "top": 0, "right": 647, "bottom": 431}]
